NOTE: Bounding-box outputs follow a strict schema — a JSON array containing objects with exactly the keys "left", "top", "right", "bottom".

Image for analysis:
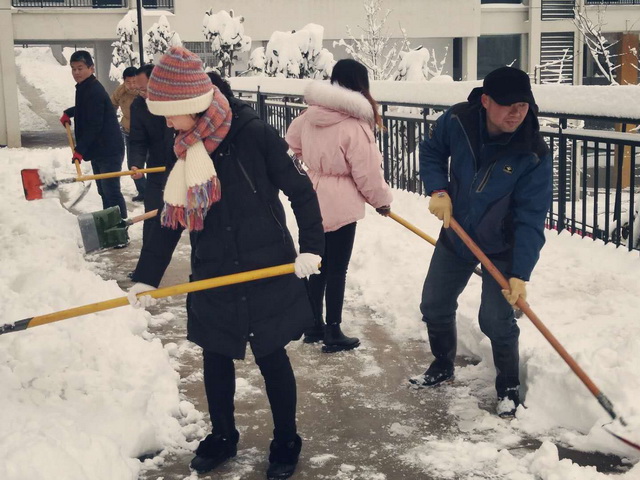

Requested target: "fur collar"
[{"left": 304, "top": 81, "right": 374, "bottom": 124}]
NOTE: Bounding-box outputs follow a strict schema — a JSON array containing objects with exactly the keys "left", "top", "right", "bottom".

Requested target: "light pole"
[{"left": 136, "top": 0, "right": 144, "bottom": 65}]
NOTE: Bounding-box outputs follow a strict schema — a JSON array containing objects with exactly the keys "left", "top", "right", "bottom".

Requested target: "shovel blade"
[
  {"left": 78, "top": 206, "right": 129, "bottom": 253},
  {"left": 21, "top": 169, "right": 44, "bottom": 200}
]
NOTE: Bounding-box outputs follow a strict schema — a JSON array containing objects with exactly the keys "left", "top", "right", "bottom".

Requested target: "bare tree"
[
  {"left": 573, "top": 6, "right": 619, "bottom": 84},
  {"left": 334, "top": 0, "right": 410, "bottom": 80}
]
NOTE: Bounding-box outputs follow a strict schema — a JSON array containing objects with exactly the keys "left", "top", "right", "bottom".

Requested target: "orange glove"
[
  {"left": 428, "top": 190, "right": 452, "bottom": 228},
  {"left": 502, "top": 278, "right": 527, "bottom": 306}
]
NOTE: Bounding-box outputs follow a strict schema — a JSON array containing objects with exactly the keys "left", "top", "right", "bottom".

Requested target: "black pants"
[
  {"left": 203, "top": 347, "right": 297, "bottom": 442},
  {"left": 91, "top": 154, "right": 127, "bottom": 219},
  {"left": 124, "top": 131, "right": 146, "bottom": 196},
  {"left": 308, "top": 222, "right": 357, "bottom": 325},
  {"left": 142, "top": 180, "right": 165, "bottom": 248}
]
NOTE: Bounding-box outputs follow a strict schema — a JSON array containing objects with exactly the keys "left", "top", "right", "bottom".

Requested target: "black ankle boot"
[
  {"left": 266, "top": 434, "right": 302, "bottom": 480},
  {"left": 322, "top": 323, "right": 360, "bottom": 353},
  {"left": 302, "top": 319, "right": 325, "bottom": 344},
  {"left": 409, "top": 324, "right": 457, "bottom": 387},
  {"left": 189, "top": 430, "right": 239, "bottom": 474}
]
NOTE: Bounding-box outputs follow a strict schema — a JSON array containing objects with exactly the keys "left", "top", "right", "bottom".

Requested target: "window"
[{"left": 477, "top": 35, "right": 522, "bottom": 79}]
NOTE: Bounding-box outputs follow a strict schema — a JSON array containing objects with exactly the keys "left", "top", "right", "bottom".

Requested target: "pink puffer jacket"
[{"left": 285, "top": 81, "right": 393, "bottom": 232}]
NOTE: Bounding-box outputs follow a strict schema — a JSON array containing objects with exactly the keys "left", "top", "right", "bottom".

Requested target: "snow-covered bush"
[
  {"left": 249, "top": 23, "right": 335, "bottom": 79},
  {"left": 202, "top": 9, "right": 251, "bottom": 76},
  {"left": 395, "top": 46, "right": 449, "bottom": 82},
  {"left": 144, "top": 15, "right": 182, "bottom": 64},
  {"left": 110, "top": 10, "right": 139, "bottom": 82}
]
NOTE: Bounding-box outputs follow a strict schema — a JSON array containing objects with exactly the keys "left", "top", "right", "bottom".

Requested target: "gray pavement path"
[{"left": 84, "top": 207, "right": 629, "bottom": 480}]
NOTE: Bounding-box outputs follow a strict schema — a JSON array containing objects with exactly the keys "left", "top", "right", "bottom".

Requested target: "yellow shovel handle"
[
  {"left": 388, "top": 211, "right": 437, "bottom": 246},
  {"left": 76, "top": 166, "right": 166, "bottom": 182},
  {"left": 6, "top": 264, "right": 296, "bottom": 335}
]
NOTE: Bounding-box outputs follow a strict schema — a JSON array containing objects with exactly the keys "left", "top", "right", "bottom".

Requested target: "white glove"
[
  {"left": 294, "top": 253, "right": 322, "bottom": 278},
  {"left": 127, "top": 282, "right": 158, "bottom": 309}
]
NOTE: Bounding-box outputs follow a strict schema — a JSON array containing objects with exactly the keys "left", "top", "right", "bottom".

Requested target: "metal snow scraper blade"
[
  {"left": 0, "top": 263, "right": 302, "bottom": 336},
  {"left": 78, "top": 207, "right": 159, "bottom": 253},
  {"left": 20, "top": 166, "right": 166, "bottom": 201},
  {"left": 447, "top": 216, "right": 640, "bottom": 453}
]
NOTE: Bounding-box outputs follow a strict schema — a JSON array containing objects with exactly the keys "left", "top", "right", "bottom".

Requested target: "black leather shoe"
[
  {"left": 322, "top": 324, "right": 360, "bottom": 353},
  {"left": 496, "top": 387, "right": 520, "bottom": 418}
]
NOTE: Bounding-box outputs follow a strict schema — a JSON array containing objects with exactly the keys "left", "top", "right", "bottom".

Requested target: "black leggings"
[
  {"left": 203, "top": 347, "right": 297, "bottom": 442},
  {"left": 308, "top": 222, "right": 357, "bottom": 325}
]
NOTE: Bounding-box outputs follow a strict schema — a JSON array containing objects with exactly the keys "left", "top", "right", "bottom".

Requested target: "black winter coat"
[
  {"left": 132, "top": 99, "right": 325, "bottom": 359},
  {"left": 64, "top": 75, "right": 124, "bottom": 160},
  {"left": 129, "top": 96, "right": 177, "bottom": 186}
]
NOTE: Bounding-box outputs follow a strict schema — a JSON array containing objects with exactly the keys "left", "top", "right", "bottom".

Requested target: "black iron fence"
[
  {"left": 585, "top": 1, "right": 640, "bottom": 4},
  {"left": 12, "top": 0, "right": 173, "bottom": 8},
  {"left": 237, "top": 89, "right": 640, "bottom": 252}
]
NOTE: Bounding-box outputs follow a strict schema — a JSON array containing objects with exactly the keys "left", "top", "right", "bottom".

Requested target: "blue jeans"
[
  {"left": 91, "top": 154, "right": 127, "bottom": 219},
  {"left": 420, "top": 241, "right": 520, "bottom": 394}
]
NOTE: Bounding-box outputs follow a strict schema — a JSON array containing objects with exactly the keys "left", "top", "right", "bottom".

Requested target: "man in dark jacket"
[
  {"left": 413, "top": 67, "right": 552, "bottom": 417},
  {"left": 60, "top": 50, "right": 127, "bottom": 218},
  {"left": 129, "top": 64, "right": 177, "bottom": 249}
]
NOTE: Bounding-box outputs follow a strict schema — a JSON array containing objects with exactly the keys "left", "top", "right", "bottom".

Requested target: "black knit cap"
[{"left": 483, "top": 67, "right": 535, "bottom": 106}]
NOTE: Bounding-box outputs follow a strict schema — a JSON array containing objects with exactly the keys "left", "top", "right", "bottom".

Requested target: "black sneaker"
[
  {"left": 409, "top": 361, "right": 454, "bottom": 388},
  {"left": 132, "top": 194, "right": 145, "bottom": 202},
  {"left": 190, "top": 431, "right": 239, "bottom": 474},
  {"left": 496, "top": 387, "right": 520, "bottom": 418}
]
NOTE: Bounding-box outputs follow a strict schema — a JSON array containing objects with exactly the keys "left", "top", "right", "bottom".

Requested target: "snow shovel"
[
  {"left": 448, "top": 216, "right": 640, "bottom": 452},
  {"left": 20, "top": 166, "right": 166, "bottom": 201},
  {"left": 78, "top": 207, "right": 158, "bottom": 253},
  {"left": 388, "top": 211, "right": 524, "bottom": 318},
  {"left": 0, "top": 263, "right": 303, "bottom": 336}
]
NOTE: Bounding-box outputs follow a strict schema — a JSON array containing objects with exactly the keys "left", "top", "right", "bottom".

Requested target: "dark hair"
[
  {"left": 123, "top": 66, "right": 138, "bottom": 79},
  {"left": 70, "top": 50, "right": 94, "bottom": 67},
  {"left": 136, "top": 64, "right": 155, "bottom": 78},
  {"left": 207, "top": 71, "right": 234, "bottom": 98},
  {"left": 330, "top": 59, "right": 381, "bottom": 129}
]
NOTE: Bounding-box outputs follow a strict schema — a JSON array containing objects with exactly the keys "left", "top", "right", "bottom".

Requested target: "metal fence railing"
[
  {"left": 12, "top": 0, "right": 173, "bottom": 8},
  {"left": 585, "top": 0, "right": 640, "bottom": 5},
  {"left": 236, "top": 89, "right": 640, "bottom": 252}
]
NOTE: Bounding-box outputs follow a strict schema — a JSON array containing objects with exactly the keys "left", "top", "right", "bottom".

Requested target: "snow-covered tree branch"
[
  {"left": 334, "top": 0, "right": 410, "bottom": 80},
  {"left": 110, "top": 10, "right": 139, "bottom": 82},
  {"left": 573, "top": 6, "right": 619, "bottom": 85},
  {"left": 144, "top": 15, "right": 182, "bottom": 64},
  {"left": 202, "top": 9, "right": 251, "bottom": 77}
]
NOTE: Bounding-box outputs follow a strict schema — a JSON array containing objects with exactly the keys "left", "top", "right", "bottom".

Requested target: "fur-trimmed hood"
[{"left": 303, "top": 81, "right": 374, "bottom": 127}]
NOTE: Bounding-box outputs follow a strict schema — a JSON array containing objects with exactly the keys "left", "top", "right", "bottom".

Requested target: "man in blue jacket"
[
  {"left": 60, "top": 50, "right": 127, "bottom": 218},
  {"left": 414, "top": 67, "right": 552, "bottom": 417}
]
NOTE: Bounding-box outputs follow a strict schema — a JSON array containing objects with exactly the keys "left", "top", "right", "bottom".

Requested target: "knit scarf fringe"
[{"left": 161, "top": 177, "right": 221, "bottom": 231}]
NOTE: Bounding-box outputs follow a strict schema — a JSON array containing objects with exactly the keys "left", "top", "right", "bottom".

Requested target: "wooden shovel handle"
[
  {"left": 128, "top": 209, "right": 159, "bottom": 225},
  {"left": 76, "top": 166, "right": 166, "bottom": 182}
]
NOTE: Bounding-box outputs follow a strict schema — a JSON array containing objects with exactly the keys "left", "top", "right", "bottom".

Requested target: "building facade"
[{"left": 1, "top": 0, "right": 639, "bottom": 146}]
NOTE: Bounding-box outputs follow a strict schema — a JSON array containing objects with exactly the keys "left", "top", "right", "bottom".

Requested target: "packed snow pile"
[{"left": 0, "top": 148, "right": 202, "bottom": 480}]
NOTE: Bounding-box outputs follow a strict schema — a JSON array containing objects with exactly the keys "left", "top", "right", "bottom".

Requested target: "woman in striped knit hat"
[{"left": 126, "top": 47, "right": 325, "bottom": 480}]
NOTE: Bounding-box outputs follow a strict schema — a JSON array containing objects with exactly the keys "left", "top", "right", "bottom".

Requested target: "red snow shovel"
[
  {"left": 21, "top": 166, "right": 166, "bottom": 201},
  {"left": 448, "top": 216, "right": 640, "bottom": 452}
]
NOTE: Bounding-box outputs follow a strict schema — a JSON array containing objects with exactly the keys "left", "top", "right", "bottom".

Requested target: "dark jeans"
[
  {"left": 142, "top": 180, "right": 165, "bottom": 248},
  {"left": 124, "top": 132, "right": 146, "bottom": 196},
  {"left": 308, "top": 222, "right": 357, "bottom": 326},
  {"left": 203, "top": 348, "right": 297, "bottom": 442},
  {"left": 91, "top": 154, "right": 127, "bottom": 219},
  {"left": 420, "top": 241, "right": 520, "bottom": 394}
]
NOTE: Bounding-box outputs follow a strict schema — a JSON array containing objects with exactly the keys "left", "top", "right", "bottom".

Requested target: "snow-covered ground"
[
  {"left": 1, "top": 144, "right": 639, "bottom": 479},
  {"left": 6, "top": 45, "right": 640, "bottom": 480}
]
